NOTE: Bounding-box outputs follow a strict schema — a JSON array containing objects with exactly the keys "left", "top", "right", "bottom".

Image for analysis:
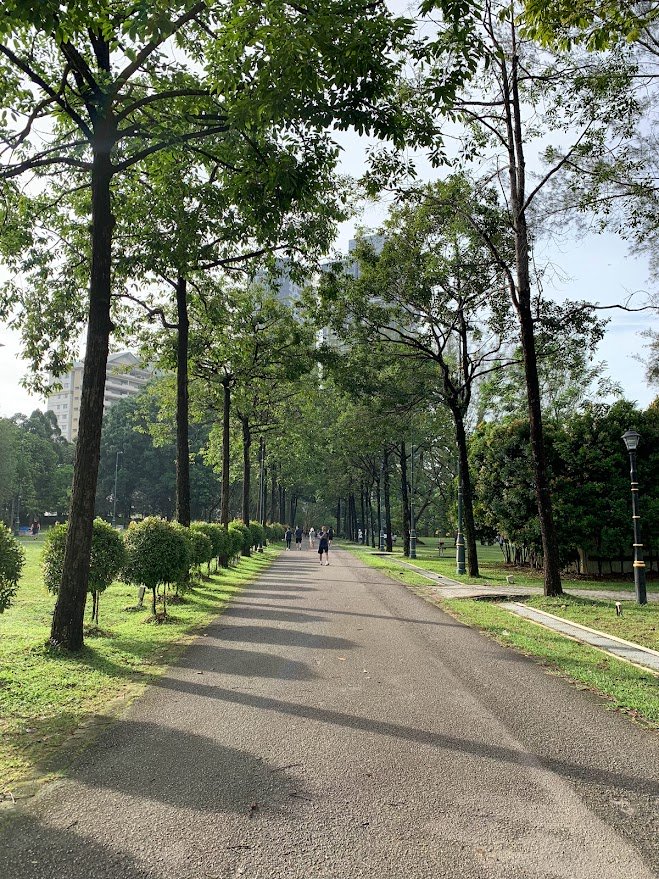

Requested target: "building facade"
[{"left": 46, "top": 352, "right": 152, "bottom": 442}]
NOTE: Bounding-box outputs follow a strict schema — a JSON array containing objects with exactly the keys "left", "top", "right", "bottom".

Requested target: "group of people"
[{"left": 284, "top": 524, "right": 334, "bottom": 565}]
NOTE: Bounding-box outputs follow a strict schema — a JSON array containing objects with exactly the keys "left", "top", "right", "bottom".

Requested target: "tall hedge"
[{"left": 228, "top": 521, "right": 251, "bottom": 558}]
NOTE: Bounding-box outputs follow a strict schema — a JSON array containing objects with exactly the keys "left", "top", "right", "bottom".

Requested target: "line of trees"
[{"left": 1, "top": 1, "right": 658, "bottom": 647}]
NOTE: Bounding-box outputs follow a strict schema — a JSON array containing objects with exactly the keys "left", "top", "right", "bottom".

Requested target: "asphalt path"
[{"left": 1, "top": 547, "right": 658, "bottom": 878}]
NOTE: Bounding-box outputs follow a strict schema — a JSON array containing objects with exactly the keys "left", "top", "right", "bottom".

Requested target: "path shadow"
[
  {"left": 61, "top": 718, "right": 304, "bottom": 815},
  {"left": 0, "top": 816, "right": 154, "bottom": 879},
  {"left": 168, "top": 645, "right": 318, "bottom": 681},
  {"left": 223, "top": 606, "right": 327, "bottom": 625},
  {"left": 239, "top": 601, "right": 466, "bottom": 629},
  {"left": 149, "top": 678, "right": 659, "bottom": 800},
  {"left": 207, "top": 623, "right": 356, "bottom": 651}
]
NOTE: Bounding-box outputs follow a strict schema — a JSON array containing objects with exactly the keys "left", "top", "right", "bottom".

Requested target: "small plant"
[
  {"left": 42, "top": 519, "right": 126, "bottom": 624},
  {"left": 0, "top": 524, "right": 25, "bottom": 614},
  {"left": 123, "top": 517, "right": 190, "bottom": 618}
]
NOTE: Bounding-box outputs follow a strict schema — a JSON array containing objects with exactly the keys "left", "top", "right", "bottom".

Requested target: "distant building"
[
  {"left": 348, "top": 234, "right": 385, "bottom": 278},
  {"left": 256, "top": 258, "right": 303, "bottom": 306},
  {"left": 46, "top": 352, "right": 152, "bottom": 441}
]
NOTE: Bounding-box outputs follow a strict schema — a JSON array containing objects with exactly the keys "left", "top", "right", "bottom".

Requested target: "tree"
[
  {"left": 0, "top": 525, "right": 25, "bottom": 613},
  {"left": 0, "top": 1, "right": 416, "bottom": 649}
]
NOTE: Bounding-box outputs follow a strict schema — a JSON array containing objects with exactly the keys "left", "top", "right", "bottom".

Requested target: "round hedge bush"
[
  {"left": 42, "top": 519, "right": 125, "bottom": 624},
  {"left": 249, "top": 522, "right": 265, "bottom": 549},
  {"left": 0, "top": 524, "right": 25, "bottom": 614},
  {"left": 123, "top": 517, "right": 190, "bottom": 616},
  {"left": 266, "top": 523, "right": 285, "bottom": 543},
  {"left": 191, "top": 522, "right": 223, "bottom": 572},
  {"left": 228, "top": 521, "right": 250, "bottom": 558}
]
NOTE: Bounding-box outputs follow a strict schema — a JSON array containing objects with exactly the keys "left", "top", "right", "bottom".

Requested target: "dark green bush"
[
  {"left": 123, "top": 517, "right": 190, "bottom": 616},
  {"left": 228, "top": 520, "right": 250, "bottom": 558},
  {"left": 42, "top": 519, "right": 125, "bottom": 624},
  {"left": 249, "top": 522, "right": 265, "bottom": 549},
  {"left": 0, "top": 525, "right": 25, "bottom": 614}
]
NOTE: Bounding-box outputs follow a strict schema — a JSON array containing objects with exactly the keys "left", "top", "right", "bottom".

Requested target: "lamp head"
[{"left": 622, "top": 429, "right": 641, "bottom": 452}]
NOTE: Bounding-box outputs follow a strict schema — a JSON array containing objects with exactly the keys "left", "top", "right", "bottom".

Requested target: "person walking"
[
  {"left": 327, "top": 525, "right": 334, "bottom": 547},
  {"left": 295, "top": 524, "right": 303, "bottom": 550},
  {"left": 285, "top": 527, "right": 293, "bottom": 551},
  {"left": 308, "top": 526, "right": 316, "bottom": 549},
  {"left": 318, "top": 527, "right": 329, "bottom": 565}
]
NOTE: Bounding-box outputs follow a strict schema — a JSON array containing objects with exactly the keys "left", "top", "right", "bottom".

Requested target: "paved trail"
[{"left": 2, "top": 548, "right": 658, "bottom": 878}]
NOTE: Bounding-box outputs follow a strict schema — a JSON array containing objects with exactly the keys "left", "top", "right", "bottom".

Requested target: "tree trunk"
[
  {"left": 175, "top": 276, "right": 191, "bottom": 527},
  {"left": 220, "top": 378, "right": 231, "bottom": 528},
  {"left": 270, "top": 464, "right": 277, "bottom": 524},
  {"left": 51, "top": 135, "right": 115, "bottom": 650},
  {"left": 336, "top": 498, "right": 341, "bottom": 537},
  {"left": 376, "top": 477, "right": 382, "bottom": 543},
  {"left": 240, "top": 414, "right": 251, "bottom": 529},
  {"left": 399, "top": 441, "right": 410, "bottom": 557},
  {"left": 506, "top": 43, "right": 563, "bottom": 597},
  {"left": 454, "top": 411, "right": 479, "bottom": 577},
  {"left": 383, "top": 449, "right": 393, "bottom": 552},
  {"left": 360, "top": 484, "right": 366, "bottom": 543}
]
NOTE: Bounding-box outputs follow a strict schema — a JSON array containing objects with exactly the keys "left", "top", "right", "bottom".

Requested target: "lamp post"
[
  {"left": 456, "top": 456, "right": 466, "bottom": 575},
  {"left": 112, "top": 450, "right": 123, "bottom": 528},
  {"left": 410, "top": 437, "right": 417, "bottom": 559},
  {"left": 622, "top": 429, "right": 647, "bottom": 605}
]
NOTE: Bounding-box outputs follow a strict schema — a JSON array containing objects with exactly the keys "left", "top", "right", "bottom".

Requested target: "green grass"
[
  {"left": 353, "top": 539, "right": 659, "bottom": 593},
  {"left": 442, "top": 599, "right": 659, "bottom": 727},
  {"left": 0, "top": 537, "right": 281, "bottom": 795},
  {"left": 346, "top": 543, "right": 659, "bottom": 728}
]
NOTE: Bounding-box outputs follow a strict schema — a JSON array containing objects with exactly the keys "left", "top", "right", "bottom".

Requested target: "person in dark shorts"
[
  {"left": 285, "top": 527, "right": 293, "bottom": 550},
  {"left": 318, "top": 527, "right": 329, "bottom": 565},
  {"left": 295, "top": 524, "right": 303, "bottom": 550},
  {"left": 327, "top": 526, "right": 334, "bottom": 547}
]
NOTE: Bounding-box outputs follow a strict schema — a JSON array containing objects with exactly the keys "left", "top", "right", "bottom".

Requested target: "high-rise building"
[{"left": 46, "top": 352, "right": 152, "bottom": 441}]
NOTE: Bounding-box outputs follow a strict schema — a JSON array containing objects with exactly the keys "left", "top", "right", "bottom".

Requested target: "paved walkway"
[
  {"left": 367, "top": 551, "right": 659, "bottom": 674},
  {"left": 1, "top": 548, "right": 657, "bottom": 878}
]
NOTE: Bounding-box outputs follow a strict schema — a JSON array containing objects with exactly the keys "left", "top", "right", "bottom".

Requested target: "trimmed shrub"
[
  {"left": 191, "top": 522, "right": 224, "bottom": 573},
  {"left": 0, "top": 524, "right": 25, "bottom": 614},
  {"left": 42, "top": 519, "right": 125, "bottom": 624},
  {"left": 228, "top": 520, "right": 250, "bottom": 558},
  {"left": 189, "top": 528, "right": 214, "bottom": 571},
  {"left": 266, "top": 523, "right": 285, "bottom": 543},
  {"left": 123, "top": 517, "right": 190, "bottom": 617},
  {"left": 249, "top": 522, "right": 265, "bottom": 549}
]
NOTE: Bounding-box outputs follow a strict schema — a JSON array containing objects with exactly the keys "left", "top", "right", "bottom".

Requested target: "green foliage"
[
  {"left": 0, "top": 525, "right": 25, "bottom": 613},
  {"left": 249, "top": 522, "right": 265, "bottom": 549},
  {"left": 42, "top": 519, "right": 125, "bottom": 597},
  {"left": 188, "top": 527, "right": 214, "bottom": 570},
  {"left": 266, "top": 523, "right": 286, "bottom": 542},
  {"left": 228, "top": 520, "right": 250, "bottom": 557},
  {"left": 122, "top": 517, "right": 190, "bottom": 593}
]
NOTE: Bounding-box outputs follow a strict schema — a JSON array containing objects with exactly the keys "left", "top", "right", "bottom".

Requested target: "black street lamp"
[
  {"left": 621, "top": 429, "right": 647, "bottom": 605},
  {"left": 456, "top": 456, "right": 466, "bottom": 576}
]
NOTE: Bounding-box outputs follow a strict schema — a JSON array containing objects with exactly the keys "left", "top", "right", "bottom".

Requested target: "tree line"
[{"left": 1, "top": 1, "right": 658, "bottom": 648}]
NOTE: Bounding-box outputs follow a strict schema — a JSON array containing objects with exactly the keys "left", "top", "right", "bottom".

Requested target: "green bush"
[
  {"left": 123, "top": 517, "right": 190, "bottom": 616},
  {"left": 191, "top": 522, "right": 224, "bottom": 572},
  {"left": 228, "top": 520, "right": 250, "bottom": 558},
  {"left": 0, "top": 525, "right": 25, "bottom": 614},
  {"left": 266, "top": 523, "right": 286, "bottom": 543},
  {"left": 189, "top": 527, "right": 214, "bottom": 570},
  {"left": 42, "top": 519, "right": 125, "bottom": 624},
  {"left": 249, "top": 522, "right": 265, "bottom": 549}
]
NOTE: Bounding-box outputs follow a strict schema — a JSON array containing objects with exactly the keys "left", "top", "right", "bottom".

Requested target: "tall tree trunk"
[
  {"left": 376, "top": 478, "right": 382, "bottom": 545},
  {"left": 399, "top": 440, "right": 410, "bottom": 557},
  {"left": 383, "top": 449, "right": 393, "bottom": 552},
  {"left": 240, "top": 415, "right": 251, "bottom": 527},
  {"left": 270, "top": 464, "right": 277, "bottom": 524},
  {"left": 360, "top": 483, "right": 366, "bottom": 543},
  {"left": 335, "top": 498, "right": 341, "bottom": 537},
  {"left": 454, "top": 410, "right": 479, "bottom": 577},
  {"left": 51, "top": 135, "right": 115, "bottom": 650},
  {"left": 506, "top": 42, "right": 563, "bottom": 597},
  {"left": 220, "top": 377, "right": 231, "bottom": 528},
  {"left": 175, "top": 276, "right": 191, "bottom": 526}
]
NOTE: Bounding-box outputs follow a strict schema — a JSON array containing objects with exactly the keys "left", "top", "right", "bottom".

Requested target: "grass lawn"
[
  {"left": 357, "top": 539, "right": 659, "bottom": 594},
  {"left": 345, "top": 543, "right": 659, "bottom": 728},
  {"left": 0, "top": 537, "right": 281, "bottom": 797}
]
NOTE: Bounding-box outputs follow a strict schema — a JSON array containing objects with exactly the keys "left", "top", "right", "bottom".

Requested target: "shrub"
[
  {"left": 42, "top": 519, "right": 125, "bottom": 624},
  {"left": 266, "top": 523, "right": 286, "bottom": 543},
  {"left": 0, "top": 525, "right": 25, "bottom": 614},
  {"left": 228, "top": 520, "right": 250, "bottom": 558},
  {"left": 191, "top": 522, "right": 224, "bottom": 573},
  {"left": 189, "top": 527, "right": 214, "bottom": 571},
  {"left": 249, "top": 522, "right": 265, "bottom": 549},
  {"left": 123, "top": 517, "right": 190, "bottom": 617}
]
